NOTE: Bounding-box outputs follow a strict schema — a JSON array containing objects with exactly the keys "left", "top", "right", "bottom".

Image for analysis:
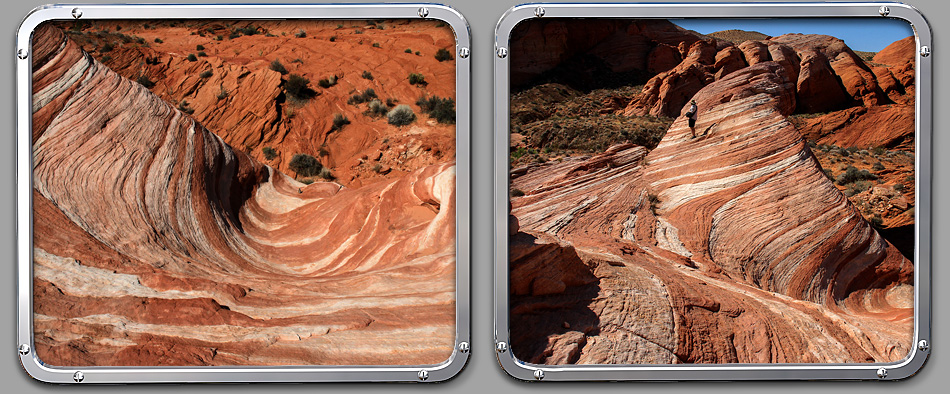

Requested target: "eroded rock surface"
[
  {"left": 510, "top": 62, "right": 913, "bottom": 364},
  {"left": 32, "top": 25, "right": 456, "bottom": 367}
]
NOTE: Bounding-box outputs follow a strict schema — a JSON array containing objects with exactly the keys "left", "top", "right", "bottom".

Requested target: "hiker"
[{"left": 685, "top": 99, "right": 698, "bottom": 138}]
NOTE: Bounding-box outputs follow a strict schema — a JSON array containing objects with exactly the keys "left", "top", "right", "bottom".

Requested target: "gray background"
[{"left": 2, "top": 0, "right": 945, "bottom": 391}]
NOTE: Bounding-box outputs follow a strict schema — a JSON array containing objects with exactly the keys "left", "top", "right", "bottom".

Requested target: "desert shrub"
[
  {"left": 372, "top": 164, "right": 383, "bottom": 173},
  {"left": 415, "top": 51, "right": 420, "bottom": 56},
  {"left": 405, "top": 48, "right": 412, "bottom": 53},
  {"left": 216, "top": 84, "right": 229, "bottom": 100},
  {"left": 101, "top": 55, "right": 112, "bottom": 63},
  {"left": 435, "top": 48, "right": 453, "bottom": 62},
  {"left": 228, "top": 32, "right": 241, "bottom": 39},
  {"left": 510, "top": 188, "right": 525, "bottom": 197},
  {"left": 893, "top": 183, "right": 905, "bottom": 192},
  {"left": 329, "top": 36, "right": 337, "bottom": 42},
  {"left": 236, "top": 26, "right": 260, "bottom": 36},
  {"left": 199, "top": 70, "right": 213, "bottom": 78},
  {"left": 318, "top": 167, "right": 335, "bottom": 181},
  {"left": 361, "top": 70, "right": 373, "bottom": 80},
  {"left": 331, "top": 113, "right": 350, "bottom": 131},
  {"left": 317, "top": 75, "right": 337, "bottom": 88},
  {"left": 295, "top": 29, "right": 306, "bottom": 38},
  {"left": 215, "top": 35, "right": 223, "bottom": 41},
  {"left": 196, "top": 44, "right": 205, "bottom": 50},
  {"left": 844, "top": 180, "right": 873, "bottom": 196},
  {"left": 317, "top": 145, "right": 329, "bottom": 157},
  {"left": 347, "top": 88, "right": 378, "bottom": 105},
  {"left": 648, "top": 193, "right": 661, "bottom": 215},
  {"left": 187, "top": 53, "right": 197, "bottom": 62},
  {"left": 871, "top": 146, "right": 886, "bottom": 156},
  {"left": 386, "top": 98, "right": 397, "bottom": 107},
  {"left": 135, "top": 37, "right": 146, "bottom": 45},
  {"left": 262, "top": 147, "right": 277, "bottom": 160},
  {"left": 408, "top": 73, "right": 426, "bottom": 85},
  {"left": 197, "top": 51, "right": 207, "bottom": 57},
  {"left": 270, "top": 59, "right": 288, "bottom": 75},
  {"left": 100, "top": 42, "right": 114, "bottom": 53},
  {"left": 289, "top": 153, "right": 322, "bottom": 178},
  {"left": 136, "top": 75, "right": 155, "bottom": 89},
  {"left": 284, "top": 74, "right": 316, "bottom": 101},
  {"left": 372, "top": 42, "right": 381, "bottom": 48},
  {"left": 822, "top": 168, "right": 834, "bottom": 181},
  {"left": 365, "top": 99, "right": 388, "bottom": 117},
  {"left": 178, "top": 101, "right": 195, "bottom": 115},
  {"left": 836, "top": 166, "right": 878, "bottom": 185},
  {"left": 869, "top": 214, "right": 884, "bottom": 227},
  {"left": 872, "top": 162, "right": 885, "bottom": 171},
  {"left": 416, "top": 95, "right": 455, "bottom": 124},
  {"left": 354, "top": 29, "right": 363, "bottom": 34},
  {"left": 300, "top": 179, "right": 314, "bottom": 185},
  {"left": 387, "top": 105, "right": 416, "bottom": 126},
  {"left": 154, "top": 38, "right": 163, "bottom": 43}
]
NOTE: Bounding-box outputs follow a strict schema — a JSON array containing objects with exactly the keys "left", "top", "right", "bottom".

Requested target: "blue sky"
[{"left": 672, "top": 18, "right": 914, "bottom": 52}]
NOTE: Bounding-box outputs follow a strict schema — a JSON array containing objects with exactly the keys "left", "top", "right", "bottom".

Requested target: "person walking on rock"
[{"left": 685, "top": 99, "right": 698, "bottom": 138}]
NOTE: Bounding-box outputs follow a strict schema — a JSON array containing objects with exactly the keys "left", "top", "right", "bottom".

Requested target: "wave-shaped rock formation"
[
  {"left": 510, "top": 62, "right": 913, "bottom": 364},
  {"left": 32, "top": 25, "right": 455, "bottom": 366}
]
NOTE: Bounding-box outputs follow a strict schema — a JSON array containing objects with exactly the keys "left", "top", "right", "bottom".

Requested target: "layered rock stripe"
[
  {"left": 509, "top": 62, "right": 913, "bottom": 364},
  {"left": 32, "top": 25, "right": 455, "bottom": 366}
]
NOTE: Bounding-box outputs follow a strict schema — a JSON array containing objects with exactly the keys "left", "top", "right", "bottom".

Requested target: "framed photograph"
[
  {"left": 17, "top": 3, "right": 471, "bottom": 383},
  {"left": 494, "top": 2, "right": 931, "bottom": 381}
]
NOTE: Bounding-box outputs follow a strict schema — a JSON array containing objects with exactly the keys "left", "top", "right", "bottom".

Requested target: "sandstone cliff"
[
  {"left": 510, "top": 62, "right": 913, "bottom": 364},
  {"left": 32, "top": 25, "right": 455, "bottom": 366}
]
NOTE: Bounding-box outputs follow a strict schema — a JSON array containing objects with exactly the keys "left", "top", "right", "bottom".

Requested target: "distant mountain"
[{"left": 707, "top": 29, "right": 770, "bottom": 43}]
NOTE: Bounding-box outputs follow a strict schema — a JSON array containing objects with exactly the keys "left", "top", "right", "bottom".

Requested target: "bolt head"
[
  {"left": 877, "top": 367, "right": 887, "bottom": 379},
  {"left": 417, "top": 369, "right": 429, "bottom": 381},
  {"left": 535, "top": 7, "right": 545, "bottom": 18},
  {"left": 418, "top": 7, "right": 429, "bottom": 18},
  {"left": 918, "top": 339, "right": 930, "bottom": 352},
  {"left": 495, "top": 341, "right": 508, "bottom": 352},
  {"left": 458, "top": 47, "right": 470, "bottom": 59},
  {"left": 73, "top": 371, "right": 84, "bottom": 383},
  {"left": 18, "top": 344, "right": 30, "bottom": 355},
  {"left": 879, "top": 6, "right": 890, "bottom": 17},
  {"left": 17, "top": 49, "right": 27, "bottom": 59},
  {"left": 458, "top": 341, "right": 470, "bottom": 353},
  {"left": 71, "top": 8, "right": 83, "bottom": 19},
  {"left": 497, "top": 47, "right": 508, "bottom": 59},
  {"left": 534, "top": 369, "right": 545, "bottom": 380},
  {"left": 920, "top": 46, "right": 931, "bottom": 57}
]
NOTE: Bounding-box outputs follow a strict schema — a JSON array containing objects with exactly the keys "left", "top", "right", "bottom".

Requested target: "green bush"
[
  {"left": 100, "top": 42, "right": 114, "bottom": 53},
  {"left": 199, "top": 70, "right": 213, "bottom": 79},
  {"left": 510, "top": 188, "right": 525, "bottom": 197},
  {"left": 136, "top": 75, "right": 155, "bottom": 89},
  {"left": 405, "top": 48, "right": 412, "bottom": 53},
  {"left": 318, "top": 167, "right": 335, "bottom": 181},
  {"left": 387, "top": 105, "right": 416, "bottom": 126},
  {"left": 347, "top": 88, "right": 378, "bottom": 105},
  {"left": 196, "top": 44, "right": 205, "bottom": 51},
  {"left": 415, "top": 51, "right": 420, "bottom": 56},
  {"left": 435, "top": 48, "right": 453, "bottom": 62},
  {"left": 372, "top": 42, "right": 381, "bottom": 48},
  {"left": 216, "top": 84, "right": 229, "bottom": 100},
  {"left": 289, "top": 153, "right": 322, "bottom": 178},
  {"left": 197, "top": 51, "right": 207, "bottom": 57},
  {"left": 262, "top": 147, "right": 277, "bottom": 160},
  {"left": 178, "top": 101, "right": 195, "bottom": 115},
  {"left": 416, "top": 95, "right": 455, "bottom": 124},
  {"left": 365, "top": 99, "right": 388, "bottom": 117},
  {"left": 317, "top": 75, "right": 337, "bottom": 88},
  {"left": 386, "top": 98, "right": 397, "bottom": 107},
  {"left": 836, "top": 166, "right": 878, "bottom": 185},
  {"left": 872, "top": 162, "right": 885, "bottom": 171},
  {"left": 295, "top": 29, "right": 306, "bottom": 38},
  {"left": 331, "top": 113, "right": 350, "bottom": 131},
  {"left": 408, "top": 73, "right": 426, "bottom": 85},
  {"left": 154, "top": 38, "right": 163, "bottom": 43},
  {"left": 270, "top": 59, "right": 288, "bottom": 75},
  {"left": 361, "top": 70, "right": 373, "bottom": 80},
  {"left": 187, "top": 53, "right": 197, "bottom": 62},
  {"left": 329, "top": 36, "right": 337, "bottom": 42},
  {"left": 285, "top": 74, "right": 316, "bottom": 101},
  {"left": 215, "top": 35, "right": 223, "bottom": 41}
]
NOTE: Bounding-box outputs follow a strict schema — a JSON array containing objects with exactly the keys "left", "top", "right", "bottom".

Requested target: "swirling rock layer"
[
  {"left": 32, "top": 25, "right": 455, "bottom": 366},
  {"left": 510, "top": 62, "right": 913, "bottom": 364}
]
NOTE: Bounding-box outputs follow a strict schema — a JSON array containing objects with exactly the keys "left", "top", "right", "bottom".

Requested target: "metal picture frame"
[
  {"left": 493, "top": 2, "right": 931, "bottom": 381},
  {"left": 17, "top": 3, "right": 471, "bottom": 383}
]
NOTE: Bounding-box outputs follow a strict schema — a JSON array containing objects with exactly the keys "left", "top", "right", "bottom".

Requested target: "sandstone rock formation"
[
  {"left": 32, "top": 25, "right": 455, "bottom": 367},
  {"left": 59, "top": 19, "right": 457, "bottom": 189},
  {"left": 510, "top": 62, "right": 913, "bottom": 365}
]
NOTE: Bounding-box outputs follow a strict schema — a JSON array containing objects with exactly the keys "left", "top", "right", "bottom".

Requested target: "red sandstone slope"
[
  {"left": 58, "top": 19, "right": 456, "bottom": 188},
  {"left": 32, "top": 25, "right": 455, "bottom": 367},
  {"left": 510, "top": 62, "right": 912, "bottom": 365}
]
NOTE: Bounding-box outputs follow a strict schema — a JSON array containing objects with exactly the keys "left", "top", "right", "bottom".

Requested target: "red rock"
[
  {"left": 31, "top": 24, "right": 457, "bottom": 367},
  {"left": 738, "top": 40, "right": 771, "bottom": 65},
  {"left": 712, "top": 46, "right": 747, "bottom": 80},
  {"left": 873, "top": 36, "right": 915, "bottom": 67},
  {"left": 795, "top": 105, "right": 914, "bottom": 150},
  {"left": 647, "top": 43, "right": 682, "bottom": 74},
  {"left": 511, "top": 62, "right": 912, "bottom": 364}
]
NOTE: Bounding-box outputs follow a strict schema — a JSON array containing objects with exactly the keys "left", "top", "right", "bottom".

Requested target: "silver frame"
[
  {"left": 16, "top": 3, "right": 471, "bottom": 383},
  {"left": 493, "top": 2, "right": 931, "bottom": 381}
]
